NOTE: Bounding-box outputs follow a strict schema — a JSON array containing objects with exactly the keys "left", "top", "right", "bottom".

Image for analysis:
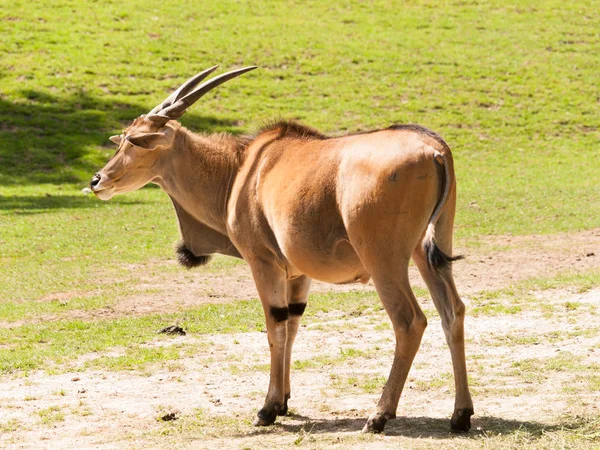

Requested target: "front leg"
[
  {"left": 280, "top": 275, "right": 311, "bottom": 416},
  {"left": 249, "top": 260, "right": 289, "bottom": 426}
]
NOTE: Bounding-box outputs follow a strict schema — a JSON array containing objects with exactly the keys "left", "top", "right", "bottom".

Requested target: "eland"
[{"left": 91, "top": 65, "right": 474, "bottom": 433}]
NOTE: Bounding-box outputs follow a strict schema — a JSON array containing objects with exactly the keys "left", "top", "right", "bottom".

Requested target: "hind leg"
[
  {"left": 364, "top": 269, "right": 427, "bottom": 433},
  {"left": 342, "top": 159, "right": 445, "bottom": 432},
  {"left": 349, "top": 245, "right": 427, "bottom": 433},
  {"left": 412, "top": 195, "right": 474, "bottom": 431}
]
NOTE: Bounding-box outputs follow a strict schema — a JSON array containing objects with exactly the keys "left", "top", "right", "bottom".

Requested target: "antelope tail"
[{"left": 422, "top": 150, "right": 463, "bottom": 271}]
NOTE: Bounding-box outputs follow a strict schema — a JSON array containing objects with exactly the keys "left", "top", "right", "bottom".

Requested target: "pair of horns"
[{"left": 146, "top": 65, "right": 257, "bottom": 126}]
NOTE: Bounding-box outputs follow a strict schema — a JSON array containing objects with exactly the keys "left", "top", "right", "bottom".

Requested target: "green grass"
[
  {"left": 511, "top": 352, "right": 588, "bottom": 374},
  {"left": 0, "top": 418, "right": 23, "bottom": 433},
  {"left": 0, "top": 271, "right": 597, "bottom": 375},
  {"left": 37, "top": 405, "right": 65, "bottom": 425},
  {"left": 0, "top": 289, "right": 386, "bottom": 374},
  {"left": 157, "top": 408, "right": 251, "bottom": 438},
  {"left": 468, "top": 270, "right": 600, "bottom": 316},
  {"left": 1, "top": 3, "right": 599, "bottom": 446},
  {"left": 1, "top": 0, "right": 599, "bottom": 312},
  {"left": 292, "top": 347, "right": 373, "bottom": 371},
  {"left": 414, "top": 372, "right": 453, "bottom": 392},
  {"left": 0, "top": 298, "right": 267, "bottom": 374},
  {"left": 83, "top": 345, "right": 184, "bottom": 373}
]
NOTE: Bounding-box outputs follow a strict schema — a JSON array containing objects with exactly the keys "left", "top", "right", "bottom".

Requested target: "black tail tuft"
[
  {"left": 176, "top": 241, "right": 212, "bottom": 269},
  {"left": 424, "top": 239, "right": 464, "bottom": 272}
]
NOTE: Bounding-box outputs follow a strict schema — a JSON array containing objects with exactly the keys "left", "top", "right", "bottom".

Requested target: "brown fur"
[{"left": 91, "top": 80, "right": 473, "bottom": 434}]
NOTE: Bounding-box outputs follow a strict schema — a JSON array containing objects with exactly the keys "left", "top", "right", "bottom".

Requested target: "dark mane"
[
  {"left": 339, "top": 123, "right": 451, "bottom": 150},
  {"left": 386, "top": 124, "right": 451, "bottom": 151},
  {"left": 251, "top": 120, "right": 450, "bottom": 151},
  {"left": 258, "top": 120, "right": 328, "bottom": 140}
]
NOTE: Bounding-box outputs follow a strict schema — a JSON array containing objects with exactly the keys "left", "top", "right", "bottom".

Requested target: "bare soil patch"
[
  {"left": 0, "top": 230, "right": 599, "bottom": 448},
  {"left": 67, "top": 228, "right": 600, "bottom": 321},
  {"left": 453, "top": 228, "right": 599, "bottom": 293},
  {"left": 1, "top": 288, "right": 598, "bottom": 449},
  {"left": 3, "top": 228, "right": 598, "bottom": 329}
]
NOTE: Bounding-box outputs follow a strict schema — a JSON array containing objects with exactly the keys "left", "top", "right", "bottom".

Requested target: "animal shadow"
[
  {"left": 0, "top": 89, "right": 237, "bottom": 186},
  {"left": 243, "top": 413, "right": 579, "bottom": 441}
]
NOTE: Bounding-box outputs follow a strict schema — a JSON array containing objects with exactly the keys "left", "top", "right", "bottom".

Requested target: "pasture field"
[{"left": 0, "top": 0, "right": 599, "bottom": 448}]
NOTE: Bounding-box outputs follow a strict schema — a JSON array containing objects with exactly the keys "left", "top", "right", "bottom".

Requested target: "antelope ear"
[
  {"left": 109, "top": 135, "right": 122, "bottom": 145},
  {"left": 126, "top": 132, "right": 167, "bottom": 150}
]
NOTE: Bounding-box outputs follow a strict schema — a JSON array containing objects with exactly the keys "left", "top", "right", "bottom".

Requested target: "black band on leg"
[
  {"left": 288, "top": 303, "right": 307, "bottom": 316},
  {"left": 270, "top": 306, "right": 289, "bottom": 322}
]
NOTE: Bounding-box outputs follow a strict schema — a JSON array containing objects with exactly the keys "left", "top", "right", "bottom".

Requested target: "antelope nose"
[{"left": 90, "top": 173, "right": 101, "bottom": 189}]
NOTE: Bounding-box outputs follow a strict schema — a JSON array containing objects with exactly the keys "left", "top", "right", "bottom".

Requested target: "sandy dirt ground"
[
  {"left": 79, "top": 228, "right": 600, "bottom": 320},
  {"left": 123, "top": 229, "right": 600, "bottom": 313},
  {"left": 0, "top": 230, "right": 598, "bottom": 449}
]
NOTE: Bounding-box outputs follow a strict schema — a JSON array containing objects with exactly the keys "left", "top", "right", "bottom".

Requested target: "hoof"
[
  {"left": 362, "top": 413, "right": 394, "bottom": 434},
  {"left": 451, "top": 407, "right": 474, "bottom": 432},
  {"left": 253, "top": 405, "right": 280, "bottom": 426},
  {"left": 277, "top": 394, "right": 290, "bottom": 417}
]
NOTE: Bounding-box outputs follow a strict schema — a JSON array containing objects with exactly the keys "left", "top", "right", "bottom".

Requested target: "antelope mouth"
[{"left": 91, "top": 185, "right": 116, "bottom": 200}]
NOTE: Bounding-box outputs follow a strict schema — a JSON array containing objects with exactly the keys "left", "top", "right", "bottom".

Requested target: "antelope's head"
[{"left": 90, "top": 65, "right": 256, "bottom": 200}]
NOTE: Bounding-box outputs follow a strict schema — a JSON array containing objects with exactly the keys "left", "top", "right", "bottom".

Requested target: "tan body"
[
  {"left": 231, "top": 128, "right": 438, "bottom": 283},
  {"left": 91, "top": 67, "right": 474, "bottom": 433}
]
